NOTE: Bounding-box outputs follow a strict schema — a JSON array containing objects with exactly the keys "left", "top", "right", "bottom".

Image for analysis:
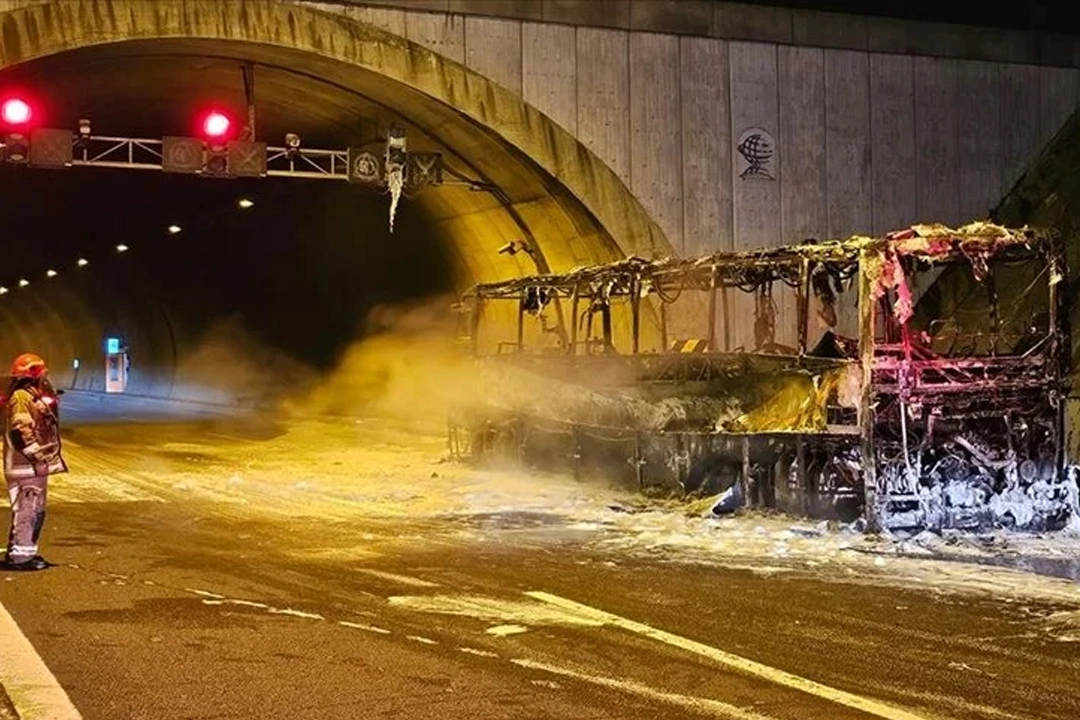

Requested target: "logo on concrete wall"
[{"left": 736, "top": 128, "right": 775, "bottom": 180}]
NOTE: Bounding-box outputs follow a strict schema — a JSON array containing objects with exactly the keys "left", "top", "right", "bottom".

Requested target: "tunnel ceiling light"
[
  {"left": 116, "top": 244, "right": 129, "bottom": 253},
  {"left": 1, "top": 97, "right": 31, "bottom": 126},
  {"left": 18, "top": 278, "right": 28, "bottom": 287},
  {"left": 238, "top": 198, "right": 254, "bottom": 209},
  {"left": 0, "top": 287, "right": 7, "bottom": 295},
  {"left": 167, "top": 224, "right": 182, "bottom": 235},
  {"left": 45, "top": 269, "right": 56, "bottom": 278},
  {"left": 77, "top": 258, "right": 88, "bottom": 267}
]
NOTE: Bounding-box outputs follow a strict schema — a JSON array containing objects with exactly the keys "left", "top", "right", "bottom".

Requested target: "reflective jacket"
[{"left": 3, "top": 386, "right": 68, "bottom": 479}]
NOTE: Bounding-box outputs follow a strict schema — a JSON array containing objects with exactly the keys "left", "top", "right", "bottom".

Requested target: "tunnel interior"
[
  {"left": 0, "top": 31, "right": 632, "bottom": 404},
  {"left": 0, "top": 169, "right": 453, "bottom": 398}
]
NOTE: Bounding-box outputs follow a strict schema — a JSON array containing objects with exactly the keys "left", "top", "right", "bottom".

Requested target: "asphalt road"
[{"left": 1, "top": 393, "right": 1078, "bottom": 720}]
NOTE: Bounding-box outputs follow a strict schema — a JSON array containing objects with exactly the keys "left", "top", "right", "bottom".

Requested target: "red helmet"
[{"left": 10, "top": 353, "right": 47, "bottom": 379}]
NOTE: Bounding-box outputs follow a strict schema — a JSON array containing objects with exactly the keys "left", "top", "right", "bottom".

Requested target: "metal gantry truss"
[
  {"left": 72, "top": 135, "right": 358, "bottom": 181},
  {"left": 2, "top": 132, "right": 491, "bottom": 189}
]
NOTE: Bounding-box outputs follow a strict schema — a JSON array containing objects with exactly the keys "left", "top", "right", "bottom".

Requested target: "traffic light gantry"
[{"left": 0, "top": 96, "right": 449, "bottom": 193}]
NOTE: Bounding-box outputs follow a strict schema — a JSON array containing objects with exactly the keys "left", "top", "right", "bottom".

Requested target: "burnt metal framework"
[
  {"left": 450, "top": 223, "right": 1068, "bottom": 531},
  {"left": 462, "top": 236, "right": 827, "bottom": 360}
]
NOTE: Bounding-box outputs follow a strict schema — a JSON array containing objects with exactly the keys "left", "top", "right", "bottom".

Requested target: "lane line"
[
  {"left": 406, "top": 635, "right": 438, "bottom": 645},
  {"left": 356, "top": 569, "right": 438, "bottom": 588},
  {"left": 510, "top": 658, "right": 779, "bottom": 720},
  {"left": 0, "top": 599, "right": 83, "bottom": 720},
  {"left": 339, "top": 621, "right": 391, "bottom": 634},
  {"left": 459, "top": 647, "right": 498, "bottom": 658},
  {"left": 267, "top": 608, "right": 323, "bottom": 621},
  {"left": 526, "top": 591, "right": 938, "bottom": 720}
]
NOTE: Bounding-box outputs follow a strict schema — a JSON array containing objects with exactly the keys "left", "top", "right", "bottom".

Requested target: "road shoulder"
[{"left": 0, "top": 597, "right": 83, "bottom": 720}]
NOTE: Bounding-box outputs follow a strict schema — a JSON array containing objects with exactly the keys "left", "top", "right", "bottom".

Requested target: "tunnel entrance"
[
  {"left": 0, "top": 167, "right": 453, "bottom": 403},
  {"left": 0, "top": 0, "right": 673, "bottom": 407}
]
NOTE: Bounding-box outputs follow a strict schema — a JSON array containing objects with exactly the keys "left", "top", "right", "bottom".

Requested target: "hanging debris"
[{"left": 385, "top": 125, "right": 407, "bottom": 233}]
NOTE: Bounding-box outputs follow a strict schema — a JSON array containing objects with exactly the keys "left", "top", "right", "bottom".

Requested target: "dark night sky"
[{"left": 743, "top": 1, "right": 1080, "bottom": 35}]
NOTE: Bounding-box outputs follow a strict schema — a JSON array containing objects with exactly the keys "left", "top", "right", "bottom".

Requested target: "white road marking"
[
  {"left": 185, "top": 588, "right": 226, "bottom": 599},
  {"left": 406, "top": 635, "right": 438, "bottom": 645},
  {"left": 201, "top": 598, "right": 270, "bottom": 611},
  {"left": 339, "top": 621, "right": 391, "bottom": 634},
  {"left": 187, "top": 588, "right": 331, "bottom": 625},
  {"left": 530, "top": 679, "right": 561, "bottom": 689},
  {"left": 510, "top": 658, "right": 779, "bottom": 720},
  {"left": 357, "top": 569, "right": 438, "bottom": 587},
  {"left": 387, "top": 594, "right": 603, "bottom": 628},
  {"left": 459, "top": 647, "right": 498, "bottom": 658},
  {"left": 526, "top": 591, "right": 938, "bottom": 720},
  {"left": 225, "top": 599, "right": 269, "bottom": 609},
  {"left": 486, "top": 624, "right": 529, "bottom": 636},
  {"left": 0, "top": 599, "right": 83, "bottom": 720},
  {"left": 267, "top": 608, "right": 323, "bottom": 621}
]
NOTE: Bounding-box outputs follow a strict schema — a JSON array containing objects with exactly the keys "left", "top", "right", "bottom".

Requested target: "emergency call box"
[{"left": 104, "top": 336, "right": 128, "bottom": 393}]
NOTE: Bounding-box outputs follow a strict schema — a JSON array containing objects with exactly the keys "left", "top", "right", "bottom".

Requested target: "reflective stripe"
[
  {"left": 9, "top": 545, "right": 37, "bottom": 556},
  {"left": 11, "top": 411, "right": 33, "bottom": 423}
]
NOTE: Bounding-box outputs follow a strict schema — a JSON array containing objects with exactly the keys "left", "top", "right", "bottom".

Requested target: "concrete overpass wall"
[{"left": 307, "top": 0, "right": 1080, "bottom": 259}]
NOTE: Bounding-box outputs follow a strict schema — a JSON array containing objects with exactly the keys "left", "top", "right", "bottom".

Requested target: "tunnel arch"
[
  {"left": 0, "top": 0, "right": 675, "bottom": 401},
  {"left": 0, "top": 0, "right": 674, "bottom": 280}
]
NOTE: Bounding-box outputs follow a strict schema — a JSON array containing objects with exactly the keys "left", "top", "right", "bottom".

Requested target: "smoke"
[
  {"left": 291, "top": 296, "right": 483, "bottom": 427},
  {"left": 171, "top": 315, "right": 318, "bottom": 406},
  {"left": 292, "top": 296, "right": 661, "bottom": 432},
  {"left": 293, "top": 295, "right": 822, "bottom": 437}
]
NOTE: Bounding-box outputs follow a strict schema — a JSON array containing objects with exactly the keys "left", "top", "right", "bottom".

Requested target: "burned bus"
[{"left": 448, "top": 223, "right": 1072, "bottom": 532}]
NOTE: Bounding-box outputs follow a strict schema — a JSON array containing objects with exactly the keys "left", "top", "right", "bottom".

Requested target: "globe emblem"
[{"left": 737, "top": 129, "right": 775, "bottom": 180}]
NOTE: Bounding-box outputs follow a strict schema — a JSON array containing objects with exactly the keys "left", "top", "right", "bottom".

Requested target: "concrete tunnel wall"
[
  {"left": 0, "top": 170, "right": 281, "bottom": 403},
  {"left": 0, "top": 250, "right": 221, "bottom": 401},
  {"left": 0, "top": 0, "right": 682, "bottom": 402}
]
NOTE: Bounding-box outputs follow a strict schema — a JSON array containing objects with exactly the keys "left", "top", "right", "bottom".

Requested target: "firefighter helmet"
[{"left": 10, "top": 353, "right": 47, "bottom": 379}]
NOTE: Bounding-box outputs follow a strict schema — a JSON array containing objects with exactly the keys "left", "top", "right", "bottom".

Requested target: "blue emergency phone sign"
[{"left": 105, "top": 337, "right": 121, "bottom": 354}]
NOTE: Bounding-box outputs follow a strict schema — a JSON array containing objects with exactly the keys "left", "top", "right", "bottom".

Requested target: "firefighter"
[{"left": 3, "top": 353, "right": 67, "bottom": 571}]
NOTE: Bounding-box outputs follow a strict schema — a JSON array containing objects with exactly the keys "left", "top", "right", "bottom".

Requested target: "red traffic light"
[
  {"left": 201, "top": 111, "right": 231, "bottom": 140},
  {"left": 1, "top": 97, "right": 31, "bottom": 126}
]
